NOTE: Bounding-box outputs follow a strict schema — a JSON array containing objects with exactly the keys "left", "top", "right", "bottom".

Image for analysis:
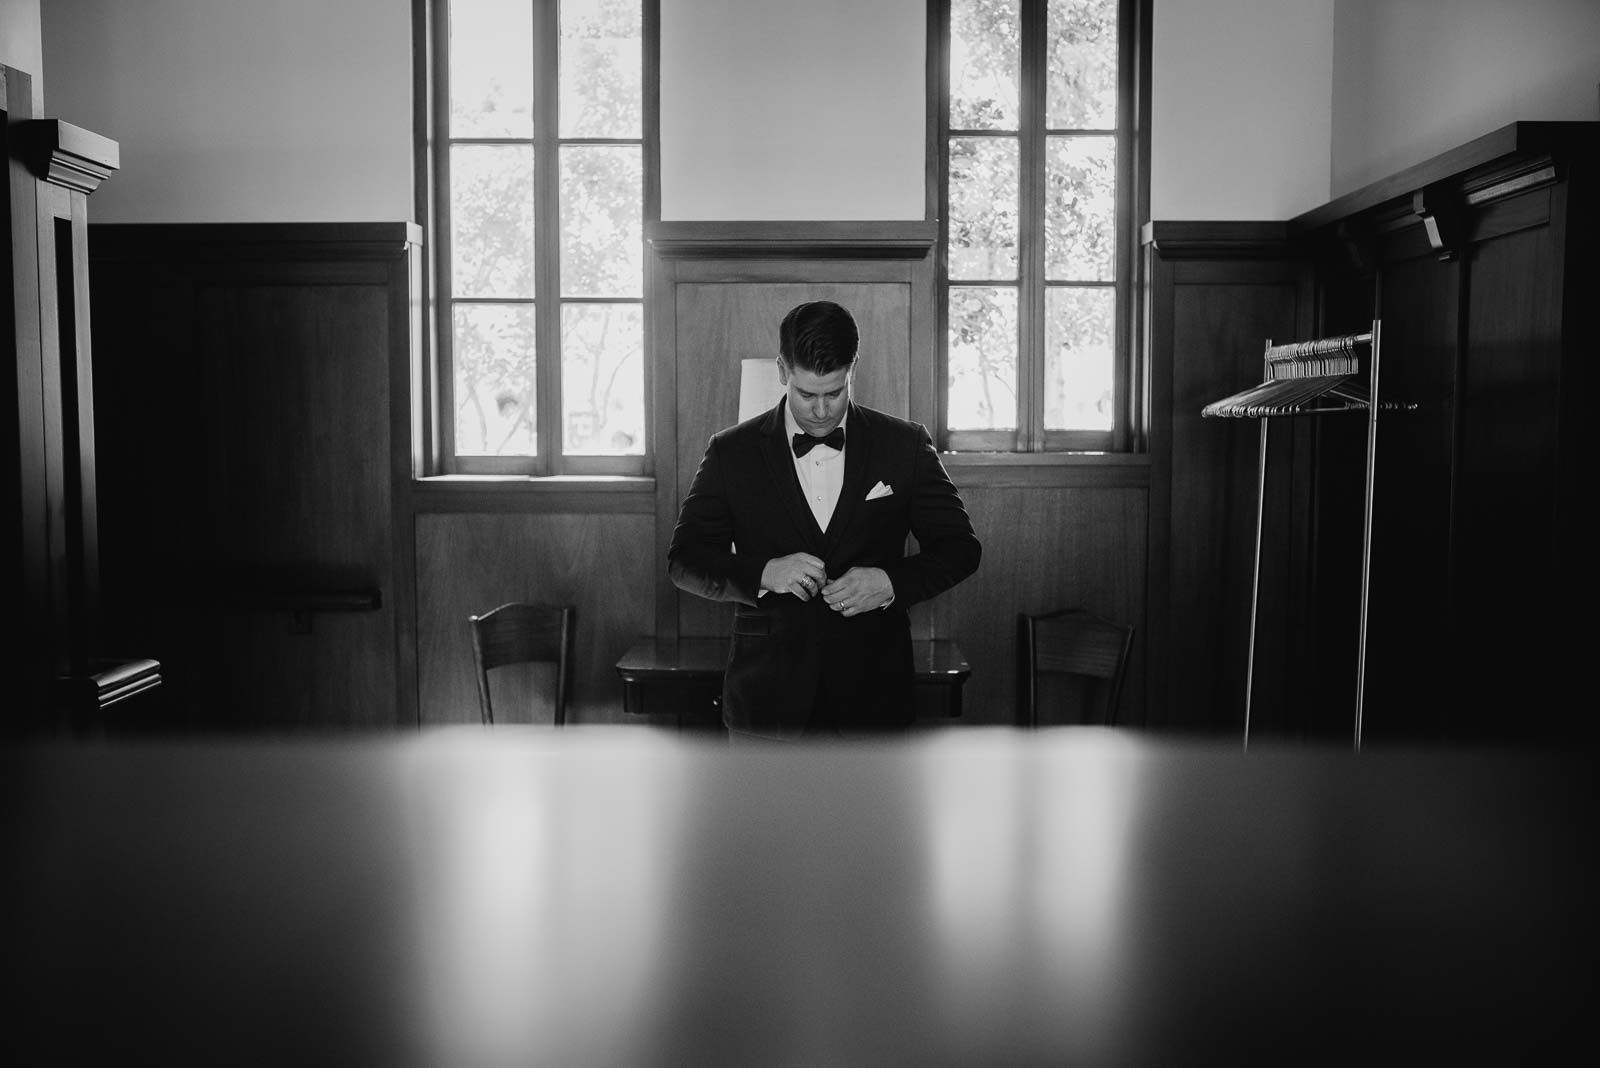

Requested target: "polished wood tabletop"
[{"left": 2, "top": 729, "right": 1589, "bottom": 1065}]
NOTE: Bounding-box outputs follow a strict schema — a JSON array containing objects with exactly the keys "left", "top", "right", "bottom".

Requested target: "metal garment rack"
[{"left": 1201, "top": 320, "right": 1414, "bottom": 751}]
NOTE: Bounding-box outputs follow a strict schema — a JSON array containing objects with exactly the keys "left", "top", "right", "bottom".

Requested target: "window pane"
[
  {"left": 948, "top": 137, "right": 1019, "bottom": 281},
  {"left": 451, "top": 145, "right": 536, "bottom": 298},
  {"left": 562, "top": 303, "right": 644, "bottom": 455},
  {"left": 950, "top": 0, "right": 1019, "bottom": 130},
  {"left": 1047, "top": 0, "right": 1118, "bottom": 129},
  {"left": 454, "top": 303, "right": 537, "bottom": 456},
  {"left": 948, "top": 287, "right": 1018, "bottom": 430},
  {"left": 1044, "top": 286, "right": 1114, "bottom": 431},
  {"left": 1045, "top": 135, "right": 1115, "bottom": 281},
  {"left": 449, "top": 0, "right": 533, "bottom": 138},
  {"left": 560, "top": 0, "right": 641, "bottom": 138},
  {"left": 560, "top": 145, "right": 642, "bottom": 298}
]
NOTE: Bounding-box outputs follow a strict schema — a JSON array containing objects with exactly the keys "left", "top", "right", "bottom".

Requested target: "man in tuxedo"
[{"left": 668, "top": 300, "right": 981, "bottom": 741}]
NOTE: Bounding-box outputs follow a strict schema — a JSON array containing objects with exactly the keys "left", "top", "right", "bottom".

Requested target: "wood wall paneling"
[
  {"left": 935, "top": 482, "right": 1148, "bottom": 727},
  {"left": 90, "top": 255, "right": 200, "bottom": 725},
  {"left": 199, "top": 277, "right": 397, "bottom": 728},
  {"left": 1453, "top": 220, "right": 1565, "bottom": 737},
  {"left": 89, "top": 225, "right": 417, "bottom": 730},
  {"left": 1353, "top": 247, "right": 1458, "bottom": 743},
  {"left": 1287, "top": 122, "right": 1597, "bottom": 746},
  {"left": 1145, "top": 240, "right": 1311, "bottom": 736},
  {"left": 414, "top": 512, "right": 655, "bottom": 727}
]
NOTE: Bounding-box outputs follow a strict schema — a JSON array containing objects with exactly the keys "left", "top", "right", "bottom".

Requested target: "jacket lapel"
[
  {"left": 759, "top": 398, "right": 827, "bottom": 552},
  {"left": 825, "top": 402, "right": 873, "bottom": 550}
]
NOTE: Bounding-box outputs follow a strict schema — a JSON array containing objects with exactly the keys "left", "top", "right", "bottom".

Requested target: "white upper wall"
[
  {"left": 661, "top": 0, "right": 926, "bottom": 220},
  {"left": 0, "top": 0, "right": 43, "bottom": 113},
  {"left": 41, "top": 0, "right": 411, "bottom": 223},
  {"left": 1150, "top": 0, "right": 1334, "bottom": 220},
  {"left": 1331, "top": 0, "right": 1600, "bottom": 196},
  {"left": 33, "top": 0, "right": 1600, "bottom": 226}
]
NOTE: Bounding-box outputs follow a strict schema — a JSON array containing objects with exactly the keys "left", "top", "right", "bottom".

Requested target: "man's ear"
[{"left": 775, "top": 356, "right": 789, "bottom": 386}]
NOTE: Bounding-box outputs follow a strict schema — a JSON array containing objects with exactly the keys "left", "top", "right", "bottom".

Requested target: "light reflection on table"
[{"left": 2, "top": 727, "right": 1589, "bottom": 1065}]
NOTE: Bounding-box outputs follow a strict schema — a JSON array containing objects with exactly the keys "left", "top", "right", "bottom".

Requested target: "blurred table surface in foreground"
[{"left": 2, "top": 728, "right": 1591, "bottom": 1066}]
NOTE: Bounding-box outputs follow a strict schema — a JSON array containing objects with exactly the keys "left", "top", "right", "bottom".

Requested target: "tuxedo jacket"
[{"left": 668, "top": 400, "right": 981, "bottom": 737}]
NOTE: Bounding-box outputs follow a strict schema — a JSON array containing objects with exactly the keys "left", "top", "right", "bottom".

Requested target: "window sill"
[
  {"left": 410, "top": 475, "right": 656, "bottom": 514},
  {"left": 941, "top": 452, "right": 1149, "bottom": 467},
  {"left": 941, "top": 452, "right": 1150, "bottom": 490}
]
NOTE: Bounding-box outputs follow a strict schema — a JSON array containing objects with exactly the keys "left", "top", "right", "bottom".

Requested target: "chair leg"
[{"left": 475, "top": 670, "right": 494, "bottom": 726}]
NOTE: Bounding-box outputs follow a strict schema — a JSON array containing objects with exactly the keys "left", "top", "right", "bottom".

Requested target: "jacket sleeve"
[
  {"left": 667, "top": 433, "right": 766, "bottom": 606},
  {"left": 881, "top": 423, "right": 982, "bottom": 607}
]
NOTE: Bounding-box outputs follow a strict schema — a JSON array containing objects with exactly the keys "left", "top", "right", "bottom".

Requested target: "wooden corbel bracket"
[
  {"left": 1411, "top": 182, "right": 1462, "bottom": 261},
  {"left": 21, "top": 119, "right": 120, "bottom": 195}
]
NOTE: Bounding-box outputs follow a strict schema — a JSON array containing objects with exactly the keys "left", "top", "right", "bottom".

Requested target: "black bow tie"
[{"left": 792, "top": 427, "right": 845, "bottom": 457}]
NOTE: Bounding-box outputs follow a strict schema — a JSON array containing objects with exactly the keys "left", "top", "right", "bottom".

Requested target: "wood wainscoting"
[
  {"left": 410, "top": 486, "right": 659, "bottom": 728},
  {"left": 89, "top": 223, "right": 422, "bottom": 730},
  {"left": 1142, "top": 223, "right": 1314, "bottom": 736},
  {"left": 88, "top": 219, "right": 1155, "bottom": 731}
]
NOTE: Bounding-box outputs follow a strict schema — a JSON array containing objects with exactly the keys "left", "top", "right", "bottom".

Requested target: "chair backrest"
[
  {"left": 1017, "top": 608, "right": 1135, "bottom": 727},
  {"left": 468, "top": 602, "right": 576, "bottom": 726}
]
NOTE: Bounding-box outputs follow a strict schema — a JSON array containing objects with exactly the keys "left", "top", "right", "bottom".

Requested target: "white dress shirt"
[{"left": 785, "top": 402, "right": 846, "bottom": 532}]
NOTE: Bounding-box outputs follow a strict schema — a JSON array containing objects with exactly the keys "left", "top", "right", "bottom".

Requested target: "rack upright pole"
[
  {"left": 1242, "top": 360, "right": 1272, "bottom": 750},
  {"left": 1353, "top": 319, "right": 1383, "bottom": 751}
]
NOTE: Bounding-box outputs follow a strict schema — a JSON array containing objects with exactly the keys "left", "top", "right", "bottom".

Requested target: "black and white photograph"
[{"left": 2, "top": 1, "right": 1595, "bottom": 1063}]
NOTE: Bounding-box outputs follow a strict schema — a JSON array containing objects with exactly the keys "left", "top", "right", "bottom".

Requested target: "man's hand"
[
  {"left": 762, "top": 553, "right": 828, "bottom": 601},
  {"left": 821, "top": 567, "right": 894, "bottom": 617}
]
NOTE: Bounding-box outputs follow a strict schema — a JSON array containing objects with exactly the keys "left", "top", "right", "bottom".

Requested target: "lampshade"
[{"left": 738, "top": 357, "right": 783, "bottom": 422}]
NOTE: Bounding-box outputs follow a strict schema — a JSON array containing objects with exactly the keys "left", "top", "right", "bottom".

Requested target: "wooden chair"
[
  {"left": 1017, "top": 608, "right": 1135, "bottom": 727},
  {"left": 468, "top": 602, "right": 576, "bottom": 726}
]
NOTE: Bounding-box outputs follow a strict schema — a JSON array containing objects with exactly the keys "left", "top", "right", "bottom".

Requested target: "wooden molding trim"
[
  {"left": 88, "top": 222, "right": 424, "bottom": 262},
  {"left": 56, "top": 658, "right": 162, "bottom": 715},
  {"left": 648, "top": 220, "right": 938, "bottom": 260},
  {"left": 1290, "top": 121, "right": 1594, "bottom": 235},
  {"left": 1140, "top": 221, "right": 1295, "bottom": 260},
  {"left": 22, "top": 120, "right": 120, "bottom": 195}
]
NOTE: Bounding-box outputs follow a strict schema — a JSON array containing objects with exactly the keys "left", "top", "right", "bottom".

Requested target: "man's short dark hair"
[{"left": 778, "top": 300, "right": 858, "bottom": 375}]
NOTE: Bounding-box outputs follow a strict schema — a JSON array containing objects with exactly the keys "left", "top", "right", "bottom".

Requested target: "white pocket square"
[{"left": 866, "top": 481, "right": 894, "bottom": 501}]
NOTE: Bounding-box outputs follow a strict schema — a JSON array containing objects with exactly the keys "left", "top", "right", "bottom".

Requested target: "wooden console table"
[{"left": 615, "top": 637, "right": 971, "bottom": 728}]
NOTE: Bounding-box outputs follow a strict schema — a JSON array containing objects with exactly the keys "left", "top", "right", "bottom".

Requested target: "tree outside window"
[
  {"left": 940, "top": 0, "right": 1134, "bottom": 452},
  {"left": 438, "top": 0, "right": 648, "bottom": 474}
]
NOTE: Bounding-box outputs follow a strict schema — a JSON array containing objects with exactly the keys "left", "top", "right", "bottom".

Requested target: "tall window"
[
  {"left": 937, "top": 0, "right": 1140, "bottom": 452},
  {"left": 434, "top": 0, "right": 651, "bottom": 475}
]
